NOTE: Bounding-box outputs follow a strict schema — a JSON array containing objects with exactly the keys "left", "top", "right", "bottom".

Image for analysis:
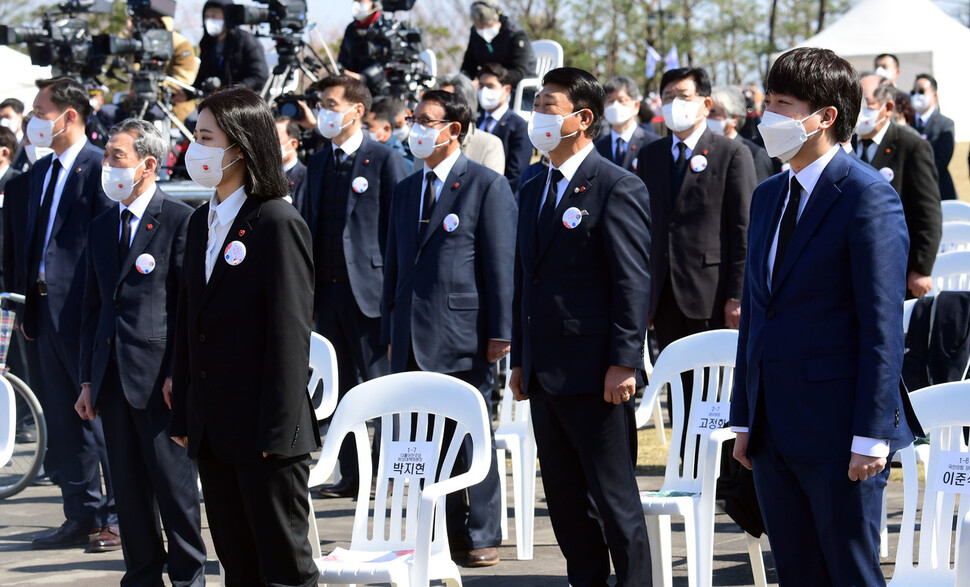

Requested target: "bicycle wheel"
[{"left": 0, "top": 373, "right": 46, "bottom": 499}]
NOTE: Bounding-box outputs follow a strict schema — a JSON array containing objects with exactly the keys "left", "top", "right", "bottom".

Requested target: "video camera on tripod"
[
  {"left": 356, "top": 0, "right": 433, "bottom": 107},
  {"left": 225, "top": 0, "right": 308, "bottom": 73}
]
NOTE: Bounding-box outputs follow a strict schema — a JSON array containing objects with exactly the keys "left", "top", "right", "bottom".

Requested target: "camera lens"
[{"left": 278, "top": 101, "right": 300, "bottom": 119}]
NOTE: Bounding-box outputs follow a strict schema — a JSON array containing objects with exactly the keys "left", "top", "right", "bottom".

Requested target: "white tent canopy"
[
  {"left": 797, "top": 0, "right": 970, "bottom": 141},
  {"left": 0, "top": 46, "right": 51, "bottom": 110}
]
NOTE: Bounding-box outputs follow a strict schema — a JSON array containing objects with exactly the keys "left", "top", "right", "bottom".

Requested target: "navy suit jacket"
[
  {"left": 511, "top": 149, "right": 651, "bottom": 395},
  {"left": 302, "top": 136, "right": 406, "bottom": 318},
  {"left": 2, "top": 171, "right": 30, "bottom": 293},
  {"left": 920, "top": 110, "right": 956, "bottom": 201},
  {"left": 593, "top": 124, "right": 661, "bottom": 172},
  {"left": 478, "top": 108, "right": 532, "bottom": 191},
  {"left": 80, "top": 189, "right": 192, "bottom": 409},
  {"left": 730, "top": 149, "right": 920, "bottom": 463},
  {"left": 285, "top": 159, "right": 307, "bottom": 211},
  {"left": 23, "top": 142, "right": 111, "bottom": 343},
  {"left": 381, "top": 153, "right": 517, "bottom": 374}
]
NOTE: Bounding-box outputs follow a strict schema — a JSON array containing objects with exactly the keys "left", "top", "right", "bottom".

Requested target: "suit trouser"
[
  {"left": 196, "top": 439, "right": 318, "bottom": 587},
  {"left": 315, "top": 282, "right": 389, "bottom": 485},
  {"left": 750, "top": 410, "right": 888, "bottom": 587},
  {"left": 98, "top": 357, "right": 206, "bottom": 587},
  {"left": 528, "top": 374, "right": 651, "bottom": 587},
  {"left": 35, "top": 294, "right": 116, "bottom": 527}
]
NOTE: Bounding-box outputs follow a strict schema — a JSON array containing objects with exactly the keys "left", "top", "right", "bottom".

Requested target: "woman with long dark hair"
[{"left": 169, "top": 86, "right": 319, "bottom": 586}]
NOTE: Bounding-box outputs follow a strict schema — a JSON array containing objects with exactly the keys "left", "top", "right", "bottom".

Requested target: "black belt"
[{"left": 33, "top": 281, "right": 47, "bottom": 296}]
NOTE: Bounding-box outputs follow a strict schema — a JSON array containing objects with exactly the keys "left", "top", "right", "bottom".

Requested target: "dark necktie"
[
  {"left": 119, "top": 209, "right": 133, "bottom": 267},
  {"left": 915, "top": 117, "right": 924, "bottom": 133},
  {"left": 672, "top": 142, "right": 688, "bottom": 199},
  {"left": 420, "top": 170, "right": 436, "bottom": 227},
  {"left": 481, "top": 114, "right": 492, "bottom": 132},
  {"left": 860, "top": 139, "right": 873, "bottom": 164},
  {"left": 537, "top": 168, "right": 564, "bottom": 247},
  {"left": 30, "top": 158, "right": 61, "bottom": 281},
  {"left": 615, "top": 137, "right": 626, "bottom": 163},
  {"left": 772, "top": 177, "right": 803, "bottom": 287},
  {"left": 335, "top": 147, "right": 345, "bottom": 169}
]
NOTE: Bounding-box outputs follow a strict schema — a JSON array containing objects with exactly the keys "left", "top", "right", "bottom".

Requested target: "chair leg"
[
  {"left": 645, "top": 514, "right": 673, "bottom": 587},
  {"left": 745, "top": 532, "right": 767, "bottom": 587},
  {"left": 654, "top": 400, "right": 667, "bottom": 446},
  {"left": 683, "top": 510, "right": 699, "bottom": 587},
  {"left": 308, "top": 491, "right": 321, "bottom": 560},
  {"left": 880, "top": 490, "right": 889, "bottom": 559},
  {"left": 519, "top": 434, "right": 537, "bottom": 560},
  {"left": 497, "top": 447, "right": 509, "bottom": 541}
]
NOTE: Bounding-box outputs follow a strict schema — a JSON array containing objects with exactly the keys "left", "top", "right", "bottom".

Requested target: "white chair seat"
[
  {"left": 317, "top": 547, "right": 460, "bottom": 586},
  {"left": 941, "top": 200, "right": 970, "bottom": 224}
]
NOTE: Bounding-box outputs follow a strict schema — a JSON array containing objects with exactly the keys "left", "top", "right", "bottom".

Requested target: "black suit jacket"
[
  {"left": 381, "top": 153, "right": 517, "bottom": 374},
  {"left": 460, "top": 14, "right": 536, "bottom": 86},
  {"left": 195, "top": 28, "right": 268, "bottom": 92},
  {"left": 740, "top": 137, "right": 774, "bottom": 183},
  {"left": 285, "top": 159, "right": 307, "bottom": 210},
  {"left": 637, "top": 128, "right": 756, "bottom": 321},
  {"left": 80, "top": 189, "right": 192, "bottom": 409},
  {"left": 23, "top": 142, "right": 112, "bottom": 341},
  {"left": 593, "top": 124, "right": 661, "bottom": 172},
  {"left": 478, "top": 108, "right": 532, "bottom": 190},
  {"left": 302, "top": 136, "right": 406, "bottom": 318},
  {"left": 0, "top": 167, "right": 21, "bottom": 290},
  {"left": 170, "top": 197, "right": 320, "bottom": 463},
  {"left": 918, "top": 111, "right": 957, "bottom": 201},
  {"left": 869, "top": 122, "right": 942, "bottom": 277},
  {"left": 2, "top": 171, "right": 30, "bottom": 293},
  {"left": 512, "top": 149, "right": 651, "bottom": 395}
]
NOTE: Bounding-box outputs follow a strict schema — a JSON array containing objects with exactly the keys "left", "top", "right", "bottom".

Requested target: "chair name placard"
[
  {"left": 688, "top": 401, "right": 728, "bottom": 436},
  {"left": 933, "top": 450, "right": 970, "bottom": 494},
  {"left": 388, "top": 441, "right": 434, "bottom": 478}
]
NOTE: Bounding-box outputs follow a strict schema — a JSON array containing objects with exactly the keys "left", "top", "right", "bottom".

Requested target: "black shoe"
[
  {"left": 313, "top": 480, "right": 358, "bottom": 498},
  {"left": 31, "top": 520, "right": 91, "bottom": 550}
]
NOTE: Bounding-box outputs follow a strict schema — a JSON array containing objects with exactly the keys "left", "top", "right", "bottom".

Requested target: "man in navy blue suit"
[
  {"left": 730, "top": 48, "right": 921, "bottom": 586},
  {"left": 22, "top": 77, "right": 115, "bottom": 550},
  {"left": 510, "top": 67, "right": 652, "bottom": 587},
  {"left": 381, "top": 89, "right": 516, "bottom": 567},
  {"left": 476, "top": 63, "right": 533, "bottom": 191},
  {"left": 302, "top": 76, "right": 407, "bottom": 498},
  {"left": 76, "top": 119, "right": 205, "bottom": 584},
  {"left": 594, "top": 75, "right": 660, "bottom": 172}
]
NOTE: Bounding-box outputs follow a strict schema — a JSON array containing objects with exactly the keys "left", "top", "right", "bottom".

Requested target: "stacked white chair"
[
  {"left": 939, "top": 222, "right": 970, "bottom": 253},
  {"left": 512, "top": 40, "right": 564, "bottom": 119},
  {"left": 930, "top": 250, "right": 970, "bottom": 294},
  {"left": 941, "top": 200, "right": 970, "bottom": 224}
]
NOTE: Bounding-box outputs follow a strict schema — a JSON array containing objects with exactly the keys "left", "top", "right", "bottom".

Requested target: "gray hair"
[
  {"left": 108, "top": 118, "right": 167, "bottom": 169},
  {"left": 470, "top": 1, "right": 500, "bottom": 26},
  {"left": 437, "top": 73, "right": 479, "bottom": 117},
  {"left": 602, "top": 76, "right": 642, "bottom": 102},
  {"left": 711, "top": 86, "right": 747, "bottom": 129}
]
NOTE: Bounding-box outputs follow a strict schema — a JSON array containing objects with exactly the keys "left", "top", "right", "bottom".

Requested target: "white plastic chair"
[
  {"left": 642, "top": 332, "right": 667, "bottom": 446},
  {"left": 887, "top": 380, "right": 970, "bottom": 586},
  {"left": 512, "top": 40, "right": 564, "bottom": 119},
  {"left": 941, "top": 200, "right": 970, "bottom": 224},
  {"left": 940, "top": 222, "right": 970, "bottom": 253},
  {"left": 635, "top": 330, "right": 766, "bottom": 587},
  {"left": 0, "top": 376, "right": 15, "bottom": 467},
  {"left": 418, "top": 49, "right": 437, "bottom": 85},
  {"left": 930, "top": 250, "right": 970, "bottom": 294},
  {"left": 957, "top": 510, "right": 970, "bottom": 586},
  {"left": 308, "top": 332, "right": 339, "bottom": 422},
  {"left": 493, "top": 357, "right": 537, "bottom": 560},
  {"left": 309, "top": 372, "right": 492, "bottom": 587}
]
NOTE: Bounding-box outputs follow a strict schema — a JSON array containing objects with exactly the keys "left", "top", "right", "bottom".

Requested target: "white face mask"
[
  {"left": 26, "top": 110, "right": 68, "bottom": 148},
  {"left": 528, "top": 111, "right": 581, "bottom": 153},
  {"left": 408, "top": 123, "right": 451, "bottom": 160},
  {"left": 204, "top": 18, "right": 225, "bottom": 37},
  {"left": 392, "top": 125, "right": 409, "bottom": 143},
  {"left": 185, "top": 142, "right": 239, "bottom": 189},
  {"left": 910, "top": 93, "right": 930, "bottom": 113},
  {"left": 604, "top": 101, "right": 636, "bottom": 126},
  {"left": 281, "top": 143, "right": 296, "bottom": 161},
  {"left": 25, "top": 144, "right": 53, "bottom": 164},
  {"left": 351, "top": 1, "right": 373, "bottom": 21},
  {"left": 757, "top": 108, "right": 824, "bottom": 162},
  {"left": 706, "top": 118, "right": 728, "bottom": 136},
  {"left": 101, "top": 159, "right": 148, "bottom": 203},
  {"left": 478, "top": 87, "right": 504, "bottom": 112},
  {"left": 662, "top": 98, "right": 702, "bottom": 133},
  {"left": 855, "top": 106, "right": 886, "bottom": 137},
  {"left": 476, "top": 23, "right": 500, "bottom": 43},
  {"left": 0, "top": 118, "right": 16, "bottom": 131},
  {"left": 316, "top": 107, "right": 353, "bottom": 139},
  {"left": 874, "top": 66, "right": 893, "bottom": 80}
]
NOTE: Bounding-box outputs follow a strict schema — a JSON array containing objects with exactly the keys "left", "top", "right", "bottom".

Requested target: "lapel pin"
[
  {"left": 76, "top": 167, "right": 82, "bottom": 173},
  {"left": 364, "top": 158, "right": 371, "bottom": 165},
  {"left": 135, "top": 253, "right": 156, "bottom": 275},
  {"left": 146, "top": 223, "right": 154, "bottom": 230},
  {"left": 224, "top": 241, "right": 247, "bottom": 266},
  {"left": 631, "top": 145, "right": 637, "bottom": 151},
  {"left": 238, "top": 229, "right": 246, "bottom": 237},
  {"left": 885, "top": 148, "right": 891, "bottom": 154},
  {"left": 690, "top": 155, "right": 708, "bottom": 173},
  {"left": 573, "top": 185, "right": 587, "bottom": 194},
  {"left": 702, "top": 149, "right": 709, "bottom": 156},
  {"left": 879, "top": 167, "right": 895, "bottom": 182},
  {"left": 443, "top": 213, "right": 460, "bottom": 232},
  {"left": 352, "top": 177, "right": 369, "bottom": 193},
  {"left": 452, "top": 182, "right": 460, "bottom": 189}
]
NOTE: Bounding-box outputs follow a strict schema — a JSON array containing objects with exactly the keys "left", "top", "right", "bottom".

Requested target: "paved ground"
[{"left": 0, "top": 463, "right": 909, "bottom": 586}]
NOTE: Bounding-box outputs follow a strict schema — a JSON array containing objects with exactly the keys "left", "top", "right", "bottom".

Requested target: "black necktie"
[
  {"left": 335, "top": 148, "right": 345, "bottom": 169},
  {"left": 615, "top": 137, "right": 626, "bottom": 163},
  {"left": 481, "top": 114, "right": 492, "bottom": 132},
  {"left": 29, "top": 158, "right": 61, "bottom": 282},
  {"left": 537, "top": 168, "right": 564, "bottom": 247},
  {"left": 915, "top": 118, "right": 924, "bottom": 133},
  {"left": 860, "top": 139, "right": 873, "bottom": 164},
  {"left": 772, "top": 177, "right": 803, "bottom": 286},
  {"left": 420, "top": 170, "right": 436, "bottom": 227},
  {"left": 119, "top": 209, "right": 133, "bottom": 267},
  {"left": 672, "top": 142, "right": 688, "bottom": 198}
]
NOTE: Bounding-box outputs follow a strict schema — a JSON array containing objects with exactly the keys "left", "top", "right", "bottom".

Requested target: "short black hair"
[
  {"left": 479, "top": 62, "right": 515, "bottom": 88},
  {"left": 0, "top": 98, "right": 24, "bottom": 114},
  {"left": 0, "top": 127, "right": 17, "bottom": 156},
  {"left": 602, "top": 76, "right": 643, "bottom": 102},
  {"left": 872, "top": 77, "right": 896, "bottom": 105},
  {"left": 35, "top": 76, "right": 90, "bottom": 123},
  {"left": 311, "top": 75, "right": 373, "bottom": 115},
  {"left": 198, "top": 86, "right": 289, "bottom": 201},
  {"left": 765, "top": 47, "right": 861, "bottom": 144},
  {"left": 541, "top": 67, "right": 606, "bottom": 138},
  {"left": 660, "top": 67, "right": 712, "bottom": 98},
  {"left": 419, "top": 89, "right": 472, "bottom": 143},
  {"left": 875, "top": 53, "right": 899, "bottom": 69},
  {"left": 274, "top": 114, "right": 301, "bottom": 141},
  {"left": 915, "top": 73, "right": 938, "bottom": 92},
  {"left": 369, "top": 97, "right": 396, "bottom": 127}
]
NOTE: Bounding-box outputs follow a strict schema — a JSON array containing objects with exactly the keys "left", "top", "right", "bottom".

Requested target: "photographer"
[
  {"left": 193, "top": 0, "right": 268, "bottom": 95},
  {"left": 460, "top": 1, "right": 535, "bottom": 89},
  {"left": 337, "top": 0, "right": 385, "bottom": 78}
]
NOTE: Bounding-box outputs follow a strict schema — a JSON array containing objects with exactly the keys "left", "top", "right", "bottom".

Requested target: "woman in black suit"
[{"left": 169, "top": 86, "right": 320, "bottom": 586}]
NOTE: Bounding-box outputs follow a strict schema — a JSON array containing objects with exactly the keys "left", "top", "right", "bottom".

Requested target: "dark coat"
[
  {"left": 478, "top": 108, "right": 533, "bottom": 190},
  {"left": 594, "top": 124, "right": 661, "bottom": 173},
  {"left": 1, "top": 170, "right": 30, "bottom": 293},
  {"left": 460, "top": 14, "right": 536, "bottom": 87},
  {"left": 196, "top": 27, "right": 269, "bottom": 93}
]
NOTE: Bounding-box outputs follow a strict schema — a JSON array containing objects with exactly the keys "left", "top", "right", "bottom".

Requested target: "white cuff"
[
  {"left": 851, "top": 435, "right": 890, "bottom": 458},
  {"left": 730, "top": 426, "right": 749, "bottom": 433}
]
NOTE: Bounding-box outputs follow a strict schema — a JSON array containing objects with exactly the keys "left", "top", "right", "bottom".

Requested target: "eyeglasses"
[
  {"left": 660, "top": 93, "right": 701, "bottom": 105},
  {"left": 912, "top": 88, "right": 926, "bottom": 95},
  {"left": 405, "top": 116, "right": 453, "bottom": 128}
]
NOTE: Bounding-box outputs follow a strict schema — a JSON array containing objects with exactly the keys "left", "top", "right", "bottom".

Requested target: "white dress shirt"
[
  {"left": 481, "top": 102, "right": 509, "bottom": 133},
  {"left": 915, "top": 105, "right": 936, "bottom": 129},
  {"left": 670, "top": 124, "right": 706, "bottom": 161},
  {"left": 38, "top": 136, "right": 87, "bottom": 281},
  {"left": 418, "top": 147, "right": 462, "bottom": 223},
  {"left": 610, "top": 122, "right": 638, "bottom": 148},
  {"left": 538, "top": 141, "right": 595, "bottom": 219},
  {"left": 205, "top": 186, "right": 247, "bottom": 282},
  {"left": 118, "top": 183, "right": 157, "bottom": 246},
  {"left": 333, "top": 128, "right": 363, "bottom": 159},
  {"left": 856, "top": 120, "right": 890, "bottom": 162}
]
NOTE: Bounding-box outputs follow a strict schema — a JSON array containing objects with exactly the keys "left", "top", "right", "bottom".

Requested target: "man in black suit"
[
  {"left": 857, "top": 74, "right": 941, "bottom": 298},
  {"left": 509, "top": 66, "right": 652, "bottom": 587},
  {"left": 303, "top": 76, "right": 406, "bottom": 498},
  {"left": 710, "top": 85, "right": 776, "bottom": 182},
  {"left": 594, "top": 75, "right": 660, "bottom": 172},
  {"left": 275, "top": 115, "right": 306, "bottom": 208},
  {"left": 382, "top": 89, "right": 515, "bottom": 567},
  {"left": 637, "top": 67, "right": 756, "bottom": 351},
  {"left": 476, "top": 63, "right": 532, "bottom": 190},
  {"left": 909, "top": 74, "right": 957, "bottom": 201},
  {"left": 76, "top": 119, "right": 205, "bottom": 584},
  {"left": 22, "top": 77, "right": 115, "bottom": 549}
]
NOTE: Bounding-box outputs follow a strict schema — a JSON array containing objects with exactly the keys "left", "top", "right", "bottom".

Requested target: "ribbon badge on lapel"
[
  {"left": 443, "top": 213, "right": 459, "bottom": 233},
  {"left": 562, "top": 207, "right": 588, "bottom": 229},
  {"left": 135, "top": 253, "right": 156, "bottom": 275},
  {"left": 690, "top": 154, "right": 708, "bottom": 173},
  {"left": 224, "top": 241, "right": 247, "bottom": 266}
]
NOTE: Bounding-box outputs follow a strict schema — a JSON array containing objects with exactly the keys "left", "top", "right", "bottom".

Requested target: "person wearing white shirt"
[{"left": 593, "top": 75, "right": 660, "bottom": 171}]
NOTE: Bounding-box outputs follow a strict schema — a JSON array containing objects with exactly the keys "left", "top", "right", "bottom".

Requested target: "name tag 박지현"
[
  {"left": 388, "top": 441, "right": 434, "bottom": 479},
  {"left": 933, "top": 451, "right": 970, "bottom": 494},
  {"left": 688, "top": 401, "right": 729, "bottom": 436}
]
